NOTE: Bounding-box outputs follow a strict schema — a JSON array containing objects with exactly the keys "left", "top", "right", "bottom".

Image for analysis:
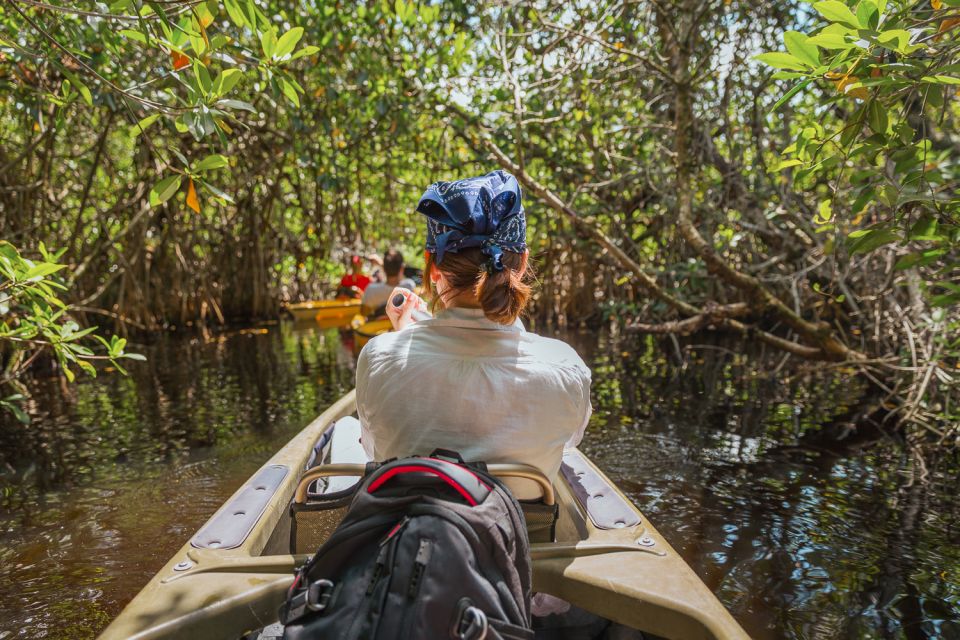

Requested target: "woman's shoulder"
[
  {"left": 359, "top": 324, "right": 590, "bottom": 380},
  {"left": 357, "top": 325, "right": 428, "bottom": 368},
  {"left": 358, "top": 328, "right": 404, "bottom": 359},
  {"left": 520, "top": 332, "right": 590, "bottom": 373}
]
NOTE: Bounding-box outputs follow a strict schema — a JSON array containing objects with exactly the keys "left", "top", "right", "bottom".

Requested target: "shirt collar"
[{"left": 426, "top": 306, "right": 526, "bottom": 332}]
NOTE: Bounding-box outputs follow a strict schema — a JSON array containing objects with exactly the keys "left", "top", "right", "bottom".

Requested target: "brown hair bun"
[{"left": 426, "top": 248, "right": 531, "bottom": 325}]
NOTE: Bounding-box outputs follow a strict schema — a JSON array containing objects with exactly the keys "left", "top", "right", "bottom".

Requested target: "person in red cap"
[{"left": 338, "top": 254, "right": 371, "bottom": 296}]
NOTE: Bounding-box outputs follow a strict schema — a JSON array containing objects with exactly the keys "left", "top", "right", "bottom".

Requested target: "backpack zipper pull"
[
  {"left": 365, "top": 543, "right": 390, "bottom": 596},
  {"left": 407, "top": 539, "right": 432, "bottom": 598}
]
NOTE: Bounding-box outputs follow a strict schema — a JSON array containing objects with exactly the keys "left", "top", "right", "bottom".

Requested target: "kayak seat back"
[
  {"left": 519, "top": 499, "right": 559, "bottom": 543},
  {"left": 290, "top": 485, "right": 354, "bottom": 555},
  {"left": 290, "top": 489, "right": 558, "bottom": 553},
  {"left": 290, "top": 419, "right": 559, "bottom": 552}
]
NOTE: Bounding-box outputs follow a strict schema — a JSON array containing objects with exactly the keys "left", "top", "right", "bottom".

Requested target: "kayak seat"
[
  {"left": 291, "top": 418, "right": 366, "bottom": 554},
  {"left": 290, "top": 468, "right": 559, "bottom": 553},
  {"left": 520, "top": 498, "right": 559, "bottom": 543},
  {"left": 291, "top": 493, "right": 556, "bottom": 554},
  {"left": 290, "top": 484, "right": 354, "bottom": 555},
  {"left": 290, "top": 418, "right": 559, "bottom": 552}
]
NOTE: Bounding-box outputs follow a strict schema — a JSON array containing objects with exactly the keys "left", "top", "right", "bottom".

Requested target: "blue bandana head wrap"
[{"left": 417, "top": 170, "right": 526, "bottom": 272}]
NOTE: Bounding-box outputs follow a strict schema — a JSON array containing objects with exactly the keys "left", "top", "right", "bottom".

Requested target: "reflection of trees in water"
[
  {"left": 1, "top": 326, "right": 957, "bottom": 639},
  {"left": 0, "top": 326, "right": 350, "bottom": 512},
  {"left": 580, "top": 332, "right": 960, "bottom": 640}
]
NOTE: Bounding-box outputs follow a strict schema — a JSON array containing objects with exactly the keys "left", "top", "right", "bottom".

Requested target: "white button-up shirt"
[{"left": 356, "top": 307, "right": 592, "bottom": 499}]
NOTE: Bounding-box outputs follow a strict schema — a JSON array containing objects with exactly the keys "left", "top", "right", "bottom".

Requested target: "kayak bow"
[
  {"left": 101, "top": 390, "right": 750, "bottom": 640},
  {"left": 351, "top": 315, "right": 392, "bottom": 352},
  {"left": 284, "top": 299, "right": 361, "bottom": 326}
]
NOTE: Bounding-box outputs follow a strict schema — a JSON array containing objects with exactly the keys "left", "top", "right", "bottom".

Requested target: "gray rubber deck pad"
[
  {"left": 560, "top": 451, "right": 640, "bottom": 530},
  {"left": 191, "top": 464, "right": 289, "bottom": 549}
]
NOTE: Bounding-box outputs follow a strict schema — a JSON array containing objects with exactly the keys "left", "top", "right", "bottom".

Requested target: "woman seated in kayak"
[{"left": 355, "top": 170, "right": 592, "bottom": 498}]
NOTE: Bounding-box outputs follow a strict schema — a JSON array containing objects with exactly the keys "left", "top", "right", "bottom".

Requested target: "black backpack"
[{"left": 279, "top": 451, "right": 534, "bottom": 640}]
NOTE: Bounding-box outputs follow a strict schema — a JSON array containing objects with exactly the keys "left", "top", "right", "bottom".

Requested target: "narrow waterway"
[{"left": 0, "top": 323, "right": 957, "bottom": 639}]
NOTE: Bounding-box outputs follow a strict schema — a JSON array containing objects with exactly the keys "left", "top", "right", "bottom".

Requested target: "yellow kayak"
[
  {"left": 351, "top": 315, "right": 393, "bottom": 352},
  {"left": 100, "top": 390, "right": 751, "bottom": 640},
  {"left": 284, "top": 299, "right": 361, "bottom": 326}
]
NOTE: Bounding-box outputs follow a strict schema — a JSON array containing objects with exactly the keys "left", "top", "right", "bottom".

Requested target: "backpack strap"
[
  {"left": 428, "top": 448, "right": 465, "bottom": 463},
  {"left": 429, "top": 448, "right": 488, "bottom": 472},
  {"left": 367, "top": 457, "right": 491, "bottom": 506}
]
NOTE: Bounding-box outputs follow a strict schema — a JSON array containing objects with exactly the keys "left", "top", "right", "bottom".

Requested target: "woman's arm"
[
  {"left": 564, "top": 366, "right": 593, "bottom": 450},
  {"left": 386, "top": 287, "right": 430, "bottom": 331},
  {"left": 355, "top": 348, "right": 377, "bottom": 460}
]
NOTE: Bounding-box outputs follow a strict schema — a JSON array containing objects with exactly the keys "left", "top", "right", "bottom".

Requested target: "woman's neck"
[{"left": 439, "top": 289, "right": 481, "bottom": 309}]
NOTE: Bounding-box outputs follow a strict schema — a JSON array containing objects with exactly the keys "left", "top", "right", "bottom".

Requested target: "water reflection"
[
  {"left": 580, "top": 333, "right": 960, "bottom": 640},
  {"left": 0, "top": 325, "right": 353, "bottom": 639},
  {"left": 0, "top": 324, "right": 957, "bottom": 639}
]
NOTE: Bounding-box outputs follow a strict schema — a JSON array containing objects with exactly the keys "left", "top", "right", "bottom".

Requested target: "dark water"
[{"left": 0, "top": 324, "right": 958, "bottom": 639}]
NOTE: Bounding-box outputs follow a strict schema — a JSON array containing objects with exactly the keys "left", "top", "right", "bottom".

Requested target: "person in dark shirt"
[{"left": 361, "top": 249, "right": 416, "bottom": 315}]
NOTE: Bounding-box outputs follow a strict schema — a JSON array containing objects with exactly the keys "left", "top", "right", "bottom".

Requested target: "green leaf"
[
  {"left": 216, "top": 98, "right": 257, "bottom": 113},
  {"left": 924, "top": 83, "right": 944, "bottom": 108},
  {"left": 223, "top": 0, "right": 248, "bottom": 28},
  {"left": 23, "top": 262, "right": 66, "bottom": 281},
  {"left": 784, "top": 31, "right": 820, "bottom": 67},
  {"left": 808, "top": 31, "right": 856, "bottom": 50},
  {"left": 68, "top": 325, "right": 98, "bottom": 340},
  {"left": 186, "top": 111, "right": 217, "bottom": 141},
  {"left": 200, "top": 180, "right": 236, "bottom": 204},
  {"left": 876, "top": 29, "right": 912, "bottom": 53},
  {"left": 118, "top": 28, "right": 148, "bottom": 44},
  {"left": 110, "top": 335, "right": 128, "bottom": 355},
  {"left": 274, "top": 27, "right": 304, "bottom": 59},
  {"left": 259, "top": 28, "right": 277, "bottom": 59},
  {"left": 921, "top": 75, "right": 960, "bottom": 85},
  {"left": 813, "top": 1, "right": 862, "bottom": 29},
  {"left": 60, "top": 68, "right": 94, "bottom": 108},
  {"left": 289, "top": 45, "right": 320, "bottom": 61},
  {"left": 894, "top": 249, "right": 945, "bottom": 271},
  {"left": 146, "top": 1, "right": 172, "bottom": 27},
  {"left": 908, "top": 216, "right": 939, "bottom": 241},
  {"left": 848, "top": 228, "right": 899, "bottom": 254},
  {"left": 77, "top": 360, "right": 97, "bottom": 377},
  {"left": 816, "top": 199, "right": 833, "bottom": 224},
  {"left": 851, "top": 187, "right": 875, "bottom": 213},
  {"left": 930, "top": 293, "right": 960, "bottom": 308},
  {"left": 193, "top": 61, "right": 212, "bottom": 96},
  {"left": 754, "top": 52, "right": 808, "bottom": 71},
  {"left": 149, "top": 175, "right": 182, "bottom": 206},
  {"left": 769, "top": 78, "right": 812, "bottom": 113},
  {"left": 279, "top": 77, "right": 301, "bottom": 107},
  {"left": 773, "top": 159, "right": 804, "bottom": 171},
  {"left": 1, "top": 396, "right": 30, "bottom": 424},
  {"left": 866, "top": 100, "right": 888, "bottom": 134},
  {"left": 241, "top": 0, "right": 259, "bottom": 28},
  {"left": 130, "top": 113, "right": 160, "bottom": 137},
  {"left": 194, "top": 154, "right": 230, "bottom": 171},
  {"left": 856, "top": 2, "right": 878, "bottom": 30},
  {"left": 212, "top": 68, "right": 243, "bottom": 97}
]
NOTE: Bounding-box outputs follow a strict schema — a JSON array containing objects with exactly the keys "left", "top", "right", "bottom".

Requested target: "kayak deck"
[
  {"left": 351, "top": 315, "right": 392, "bottom": 352},
  {"left": 100, "top": 391, "right": 750, "bottom": 640},
  {"left": 285, "top": 299, "right": 361, "bottom": 325}
]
